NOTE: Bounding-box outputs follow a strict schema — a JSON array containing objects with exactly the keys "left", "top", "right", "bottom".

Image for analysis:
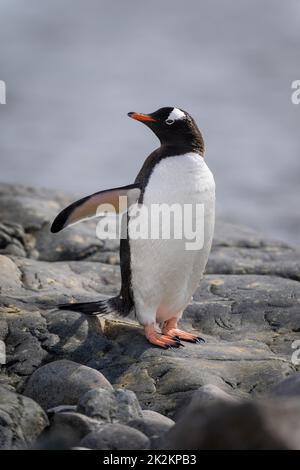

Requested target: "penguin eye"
[{"left": 165, "top": 118, "right": 175, "bottom": 125}]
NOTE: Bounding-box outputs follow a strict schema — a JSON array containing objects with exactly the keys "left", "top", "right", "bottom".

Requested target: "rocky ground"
[{"left": 0, "top": 182, "right": 300, "bottom": 449}]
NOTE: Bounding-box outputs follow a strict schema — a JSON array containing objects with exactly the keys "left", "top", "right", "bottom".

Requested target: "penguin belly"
[{"left": 129, "top": 153, "right": 215, "bottom": 326}]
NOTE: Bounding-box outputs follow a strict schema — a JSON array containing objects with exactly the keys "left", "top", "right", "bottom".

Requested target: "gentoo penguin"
[{"left": 51, "top": 107, "right": 215, "bottom": 348}]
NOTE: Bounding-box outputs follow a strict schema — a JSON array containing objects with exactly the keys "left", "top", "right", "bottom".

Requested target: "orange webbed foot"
[
  {"left": 164, "top": 328, "right": 205, "bottom": 343},
  {"left": 144, "top": 325, "right": 184, "bottom": 349},
  {"left": 162, "top": 318, "right": 205, "bottom": 344}
]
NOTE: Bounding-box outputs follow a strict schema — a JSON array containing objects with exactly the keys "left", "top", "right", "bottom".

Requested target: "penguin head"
[{"left": 128, "top": 107, "right": 204, "bottom": 154}]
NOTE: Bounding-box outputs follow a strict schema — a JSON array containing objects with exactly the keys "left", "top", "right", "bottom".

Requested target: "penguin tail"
[{"left": 58, "top": 295, "right": 126, "bottom": 317}]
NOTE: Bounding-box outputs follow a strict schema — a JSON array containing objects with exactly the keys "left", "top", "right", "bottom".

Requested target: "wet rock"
[
  {"left": 0, "top": 386, "right": 48, "bottom": 449},
  {"left": 24, "top": 360, "right": 112, "bottom": 410},
  {"left": 77, "top": 388, "right": 142, "bottom": 424},
  {"left": 80, "top": 424, "right": 150, "bottom": 450}
]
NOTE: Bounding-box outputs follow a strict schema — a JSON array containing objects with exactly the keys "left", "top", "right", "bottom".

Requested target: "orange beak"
[{"left": 128, "top": 112, "right": 156, "bottom": 122}]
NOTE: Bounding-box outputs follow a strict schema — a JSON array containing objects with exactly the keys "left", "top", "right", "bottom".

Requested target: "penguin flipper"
[{"left": 51, "top": 184, "right": 141, "bottom": 233}]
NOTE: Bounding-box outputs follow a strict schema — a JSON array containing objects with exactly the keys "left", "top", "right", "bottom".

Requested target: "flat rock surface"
[{"left": 0, "top": 183, "right": 299, "bottom": 420}]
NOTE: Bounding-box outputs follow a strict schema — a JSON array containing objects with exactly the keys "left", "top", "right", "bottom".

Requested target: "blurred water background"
[{"left": 0, "top": 0, "right": 299, "bottom": 245}]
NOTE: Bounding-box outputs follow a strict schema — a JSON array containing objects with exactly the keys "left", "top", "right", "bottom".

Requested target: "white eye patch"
[{"left": 167, "top": 108, "right": 185, "bottom": 121}]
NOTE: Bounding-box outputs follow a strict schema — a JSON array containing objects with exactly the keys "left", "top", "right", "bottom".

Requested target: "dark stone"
[
  {"left": 162, "top": 399, "right": 300, "bottom": 450},
  {"left": 38, "top": 412, "right": 102, "bottom": 449},
  {"left": 80, "top": 424, "right": 150, "bottom": 450},
  {"left": 0, "top": 386, "right": 48, "bottom": 449},
  {"left": 77, "top": 388, "right": 143, "bottom": 423},
  {"left": 24, "top": 360, "right": 112, "bottom": 410},
  {"left": 128, "top": 416, "right": 174, "bottom": 443}
]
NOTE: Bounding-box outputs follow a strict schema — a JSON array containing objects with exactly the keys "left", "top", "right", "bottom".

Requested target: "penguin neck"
[
  {"left": 160, "top": 136, "right": 205, "bottom": 158},
  {"left": 159, "top": 129, "right": 205, "bottom": 157}
]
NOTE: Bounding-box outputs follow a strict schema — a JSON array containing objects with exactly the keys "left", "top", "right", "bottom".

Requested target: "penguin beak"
[{"left": 128, "top": 112, "right": 156, "bottom": 123}]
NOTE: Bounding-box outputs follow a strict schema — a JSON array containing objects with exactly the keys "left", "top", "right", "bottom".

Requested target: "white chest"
[
  {"left": 129, "top": 152, "right": 215, "bottom": 323},
  {"left": 143, "top": 152, "right": 215, "bottom": 205}
]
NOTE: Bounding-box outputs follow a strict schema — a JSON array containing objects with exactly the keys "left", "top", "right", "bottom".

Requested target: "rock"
[
  {"left": 158, "top": 385, "right": 235, "bottom": 448},
  {"left": 24, "top": 360, "right": 112, "bottom": 410},
  {"left": 186, "top": 384, "right": 238, "bottom": 410},
  {"left": 71, "top": 447, "right": 91, "bottom": 450},
  {"left": 0, "top": 255, "right": 22, "bottom": 292},
  {"left": 128, "top": 410, "right": 174, "bottom": 446},
  {"left": 1, "top": 304, "right": 52, "bottom": 380},
  {"left": 38, "top": 412, "right": 102, "bottom": 449},
  {"left": 0, "top": 183, "right": 109, "bottom": 261},
  {"left": 80, "top": 424, "right": 150, "bottom": 450},
  {"left": 128, "top": 415, "right": 174, "bottom": 444},
  {"left": 135, "top": 410, "right": 175, "bottom": 449},
  {"left": 42, "top": 308, "right": 111, "bottom": 364},
  {"left": 1, "top": 182, "right": 300, "bottom": 447},
  {"left": 0, "top": 386, "right": 48, "bottom": 449},
  {"left": 108, "top": 328, "right": 292, "bottom": 416},
  {"left": 47, "top": 405, "right": 77, "bottom": 415},
  {"left": 270, "top": 373, "right": 300, "bottom": 398},
  {"left": 0, "top": 222, "right": 27, "bottom": 257},
  {"left": 162, "top": 399, "right": 300, "bottom": 450},
  {"left": 141, "top": 409, "right": 175, "bottom": 426},
  {"left": 77, "top": 388, "right": 143, "bottom": 424},
  {"left": 208, "top": 222, "right": 300, "bottom": 281}
]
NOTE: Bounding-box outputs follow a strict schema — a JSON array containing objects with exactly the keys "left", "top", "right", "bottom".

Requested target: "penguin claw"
[
  {"left": 144, "top": 326, "right": 183, "bottom": 349},
  {"left": 195, "top": 337, "right": 205, "bottom": 344},
  {"left": 173, "top": 338, "right": 185, "bottom": 347},
  {"left": 163, "top": 327, "right": 205, "bottom": 345}
]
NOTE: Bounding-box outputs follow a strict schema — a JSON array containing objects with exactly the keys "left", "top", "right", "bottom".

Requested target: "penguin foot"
[
  {"left": 162, "top": 319, "right": 205, "bottom": 344},
  {"left": 165, "top": 328, "right": 205, "bottom": 343},
  {"left": 144, "top": 325, "right": 183, "bottom": 349}
]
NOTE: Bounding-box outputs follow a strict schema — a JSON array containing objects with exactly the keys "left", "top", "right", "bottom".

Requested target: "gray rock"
[
  {"left": 47, "top": 405, "right": 77, "bottom": 415},
  {"left": 77, "top": 388, "right": 142, "bottom": 424},
  {"left": 0, "top": 386, "right": 48, "bottom": 449},
  {"left": 71, "top": 447, "right": 91, "bottom": 450},
  {"left": 39, "top": 412, "right": 102, "bottom": 449},
  {"left": 2, "top": 305, "right": 52, "bottom": 379},
  {"left": 0, "top": 222, "right": 27, "bottom": 257},
  {"left": 80, "top": 424, "right": 150, "bottom": 450},
  {"left": 208, "top": 221, "right": 300, "bottom": 281},
  {"left": 162, "top": 399, "right": 300, "bottom": 450},
  {"left": 141, "top": 409, "right": 175, "bottom": 426},
  {"left": 24, "top": 360, "right": 112, "bottom": 410},
  {"left": 110, "top": 326, "right": 292, "bottom": 416},
  {"left": 186, "top": 384, "right": 238, "bottom": 410},
  {"left": 140, "top": 411, "right": 175, "bottom": 448},
  {"left": 128, "top": 416, "right": 174, "bottom": 443},
  {"left": 129, "top": 410, "right": 174, "bottom": 445},
  {"left": 270, "top": 373, "right": 300, "bottom": 398},
  {"left": 0, "top": 183, "right": 109, "bottom": 261},
  {"left": 1, "top": 183, "right": 300, "bottom": 445}
]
